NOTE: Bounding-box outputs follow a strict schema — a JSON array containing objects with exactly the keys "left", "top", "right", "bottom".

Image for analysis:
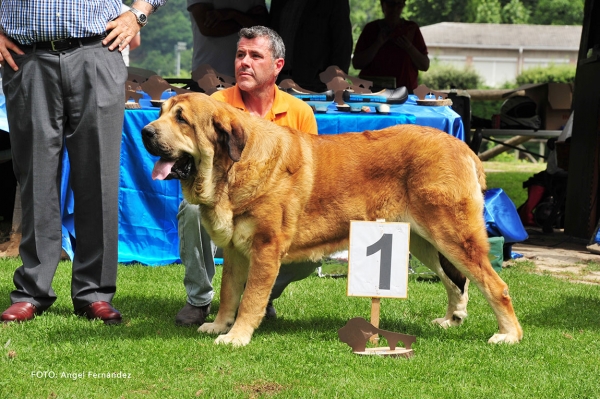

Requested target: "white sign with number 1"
[{"left": 347, "top": 221, "right": 410, "bottom": 298}]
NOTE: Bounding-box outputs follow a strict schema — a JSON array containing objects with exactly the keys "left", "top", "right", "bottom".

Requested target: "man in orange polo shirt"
[{"left": 176, "top": 26, "right": 318, "bottom": 326}]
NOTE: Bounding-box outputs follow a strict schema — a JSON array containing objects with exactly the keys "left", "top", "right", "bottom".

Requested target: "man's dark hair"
[{"left": 238, "top": 26, "right": 285, "bottom": 60}]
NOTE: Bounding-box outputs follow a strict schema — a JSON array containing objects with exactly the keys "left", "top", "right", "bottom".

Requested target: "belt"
[{"left": 23, "top": 35, "right": 105, "bottom": 52}]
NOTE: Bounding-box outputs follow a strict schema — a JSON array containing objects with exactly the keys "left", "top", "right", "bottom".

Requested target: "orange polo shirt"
[{"left": 211, "top": 85, "right": 318, "bottom": 135}]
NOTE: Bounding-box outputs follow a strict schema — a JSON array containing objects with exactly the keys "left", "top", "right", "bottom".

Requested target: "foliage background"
[
  {"left": 133, "top": 0, "right": 584, "bottom": 78},
  {"left": 130, "top": 0, "right": 193, "bottom": 76}
]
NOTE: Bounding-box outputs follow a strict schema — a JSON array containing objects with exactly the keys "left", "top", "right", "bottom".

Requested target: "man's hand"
[
  {"left": 376, "top": 30, "right": 391, "bottom": 47},
  {"left": 104, "top": 11, "right": 142, "bottom": 52},
  {"left": 0, "top": 33, "right": 24, "bottom": 71},
  {"left": 393, "top": 35, "right": 412, "bottom": 51}
]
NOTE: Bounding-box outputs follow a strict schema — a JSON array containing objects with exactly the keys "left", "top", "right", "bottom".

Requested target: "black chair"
[
  {"left": 469, "top": 128, "right": 483, "bottom": 155},
  {"left": 448, "top": 91, "right": 478, "bottom": 153}
]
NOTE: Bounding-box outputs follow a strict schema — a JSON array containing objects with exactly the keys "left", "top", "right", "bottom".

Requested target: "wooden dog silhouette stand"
[
  {"left": 192, "top": 64, "right": 234, "bottom": 95},
  {"left": 338, "top": 317, "right": 416, "bottom": 358},
  {"left": 413, "top": 84, "right": 453, "bottom": 106},
  {"left": 278, "top": 78, "right": 316, "bottom": 94},
  {"left": 140, "top": 75, "right": 188, "bottom": 101},
  {"left": 319, "top": 65, "right": 372, "bottom": 104}
]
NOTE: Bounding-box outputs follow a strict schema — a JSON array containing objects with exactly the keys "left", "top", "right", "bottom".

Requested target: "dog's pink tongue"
[{"left": 152, "top": 159, "right": 176, "bottom": 180}]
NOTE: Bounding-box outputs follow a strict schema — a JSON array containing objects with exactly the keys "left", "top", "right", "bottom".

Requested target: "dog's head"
[{"left": 141, "top": 93, "right": 247, "bottom": 181}]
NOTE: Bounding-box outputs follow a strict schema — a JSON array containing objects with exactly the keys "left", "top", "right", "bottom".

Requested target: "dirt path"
[{"left": 508, "top": 227, "right": 600, "bottom": 284}]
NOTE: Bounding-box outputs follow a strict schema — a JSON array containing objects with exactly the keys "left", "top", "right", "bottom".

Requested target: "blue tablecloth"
[
  {"left": 315, "top": 95, "right": 464, "bottom": 140},
  {"left": 118, "top": 107, "right": 184, "bottom": 264},
  {"left": 0, "top": 91, "right": 9, "bottom": 132},
  {"left": 2, "top": 90, "right": 530, "bottom": 265},
  {"left": 4, "top": 91, "right": 464, "bottom": 265}
]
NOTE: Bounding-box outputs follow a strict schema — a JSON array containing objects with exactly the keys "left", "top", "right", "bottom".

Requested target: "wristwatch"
[{"left": 129, "top": 7, "right": 148, "bottom": 27}]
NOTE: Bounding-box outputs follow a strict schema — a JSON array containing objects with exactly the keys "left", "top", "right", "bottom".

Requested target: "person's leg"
[
  {"left": 270, "top": 261, "right": 318, "bottom": 299},
  {"left": 3, "top": 48, "right": 64, "bottom": 314},
  {"left": 266, "top": 261, "right": 318, "bottom": 318},
  {"left": 63, "top": 43, "right": 126, "bottom": 312},
  {"left": 176, "top": 199, "right": 216, "bottom": 325},
  {"left": 518, "top": 185, "right": 545, "bottom": 227}
]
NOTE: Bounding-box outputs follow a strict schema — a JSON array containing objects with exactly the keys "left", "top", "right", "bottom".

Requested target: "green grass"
[
  {"left": 1, "top": 258, "right": 600, "bottom": 398},
  {"left": 582, "top": 261, "right": 600, "bottom": 273},
  {"left": 484, "top": 161, "right": 546, "bottom": 208}
]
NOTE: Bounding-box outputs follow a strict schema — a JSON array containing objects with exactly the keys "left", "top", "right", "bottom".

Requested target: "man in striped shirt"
[{"left": 0, "top": 0, "right": 166, "bottom": 324}]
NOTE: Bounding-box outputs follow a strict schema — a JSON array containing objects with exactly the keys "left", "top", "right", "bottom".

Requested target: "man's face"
[{"left": 235, "top": 36, "right": 283, "bottom": 93}]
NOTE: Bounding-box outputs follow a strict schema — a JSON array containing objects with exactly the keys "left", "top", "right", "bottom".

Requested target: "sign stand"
[
  {"left": 369, "top": 298, "right": 380, "bottom": 345},
  {"left": 340, "top": 220, "right": 416, "bottom": 357},
  {"left": 338, "top": 317, "right": 416, "bottom": 358}
]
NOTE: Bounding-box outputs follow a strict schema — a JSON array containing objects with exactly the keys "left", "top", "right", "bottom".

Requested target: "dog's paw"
[
  {"left": 432, "top": 311, "right": 467, "bottom": 328},
  {"left": 488, "top": 332, "right": 521, "bottom": 344},
  {"left": 214, "top": 332, "right": 251, "bottom": 347},
  {"left": 198, "top": 322, "right": 230, "bottom": 335},
  {"left": 432, "top": 318, "right": 453, "bottom": 329}
]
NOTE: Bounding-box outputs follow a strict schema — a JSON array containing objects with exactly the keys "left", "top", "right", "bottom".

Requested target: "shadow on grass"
[
  {"left": 0, "top": 281, "right": 494, "bottom": 345},
  {"left": 0, "top": 292, "right": 479, "bottom": 345},
  {"left": 521, "top": 295, "right": 600, "bottom": 331}
]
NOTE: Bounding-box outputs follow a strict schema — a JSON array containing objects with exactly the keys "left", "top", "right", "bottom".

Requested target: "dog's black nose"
[{"left": 142, "top": 125, "right": 156, "bottom": 139}]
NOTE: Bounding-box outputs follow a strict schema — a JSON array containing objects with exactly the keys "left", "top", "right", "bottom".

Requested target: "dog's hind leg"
[
  {"left": 199, "top": 248, "right": 248, "bottom": 337},
  {"left": 429, "top": 229, "right": 523, "bottom": 344},
  {"left": 409, "top": 232, "right": 470, "bottom": 328}
]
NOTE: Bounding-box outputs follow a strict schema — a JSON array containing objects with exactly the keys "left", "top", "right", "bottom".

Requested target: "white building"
[{"left": 420, "top": 23, "right": 581, "bottom": 87}]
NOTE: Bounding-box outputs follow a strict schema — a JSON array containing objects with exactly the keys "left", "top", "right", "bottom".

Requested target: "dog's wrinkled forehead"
[{"left": 158, "top": 93, "right": 216, "bottom": 125}]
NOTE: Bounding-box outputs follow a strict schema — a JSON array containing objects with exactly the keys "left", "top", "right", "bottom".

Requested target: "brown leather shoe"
[
  {"left": 1, "top": 302, "right": 39, "bottom": 323},
  {"left": 75, "top": 301, "right": 122, "bottom": 325}
]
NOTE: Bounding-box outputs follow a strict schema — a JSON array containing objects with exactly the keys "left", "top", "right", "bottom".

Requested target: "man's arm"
[
  {"left": 190, "top": 3, "right": 268, "bottom": 37},
  {"left": 392, "top": 26, "right": 430, "bottom": 72},
  {"left": 301, "top": 113, "right": 318, "bottom": 135},
  {"left": 296, "top": 102, "right": 318, "bottom": 135},
  {"left": 104, "top": 0, "right": 166, "bottom": 51}
]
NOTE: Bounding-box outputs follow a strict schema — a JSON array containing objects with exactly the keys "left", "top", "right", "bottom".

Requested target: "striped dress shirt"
[{"left": 0, "top": 0, "right": 167, "bottom": 45}]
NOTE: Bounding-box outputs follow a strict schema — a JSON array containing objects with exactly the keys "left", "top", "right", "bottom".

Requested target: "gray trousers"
[
  {"left": 2, "top": 40, "right": 127, "bottom": 311},
  {"left": 179, "top": 199, "right": 318, "bottom": 306}
]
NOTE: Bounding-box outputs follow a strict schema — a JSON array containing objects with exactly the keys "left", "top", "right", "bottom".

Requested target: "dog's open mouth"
[{"left": 152, "top": 154, "right": 194, "bottom": 181}]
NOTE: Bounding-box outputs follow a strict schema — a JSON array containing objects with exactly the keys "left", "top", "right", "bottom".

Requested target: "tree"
[
  {"left": 420, "top": 64, "right": 483, "bottom": 89},
  {"left": 502, "top": 0, "right": 531, "bottom": 24},
  {"left": 404, "top": 0, "right": 472, "bottom": 26},
  {"left": 130, "top": 0, "right": 194, "bottom": 76},
  {"left": 531, "top": 0, "right": 584, "bottom": 25},
  {"left": 134, "top": 0, "right": 584, "bottom": 75},
  {"left": 474, "top": 0, "right": 503, "bottom": 23},
  {"left": 349, "top": 0, "right": 383, "bottom": 44}
]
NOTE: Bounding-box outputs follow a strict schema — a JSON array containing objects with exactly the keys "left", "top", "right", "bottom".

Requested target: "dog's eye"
[{"left": 176, "top": 109, "right": 187, "bottom": 125}]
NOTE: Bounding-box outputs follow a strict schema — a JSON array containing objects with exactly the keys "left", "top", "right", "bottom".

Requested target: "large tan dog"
[{"left": 142, "top": 93, "right": 523, "bottom": 346}]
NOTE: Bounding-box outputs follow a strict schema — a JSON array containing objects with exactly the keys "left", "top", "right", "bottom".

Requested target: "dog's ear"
[{"left": 213, "top": 109, "right": 247, "bottom": 162}]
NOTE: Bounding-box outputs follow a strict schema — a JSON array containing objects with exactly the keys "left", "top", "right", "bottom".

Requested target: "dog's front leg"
[
  {"left": 214, "top": 242, "right": 280, "bottom": 346},
  {"left": 199, "top": 249, "right": 248, "bottom": 336}
]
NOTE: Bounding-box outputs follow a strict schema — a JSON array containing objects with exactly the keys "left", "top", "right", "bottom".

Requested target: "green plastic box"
[{"left": 488, "top": 236, "right": 505, "bottom": 273}]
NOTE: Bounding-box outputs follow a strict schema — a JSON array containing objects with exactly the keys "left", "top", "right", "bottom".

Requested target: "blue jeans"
[{"left": 178, "top": 200, "right": 217, "bottom": 307}]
